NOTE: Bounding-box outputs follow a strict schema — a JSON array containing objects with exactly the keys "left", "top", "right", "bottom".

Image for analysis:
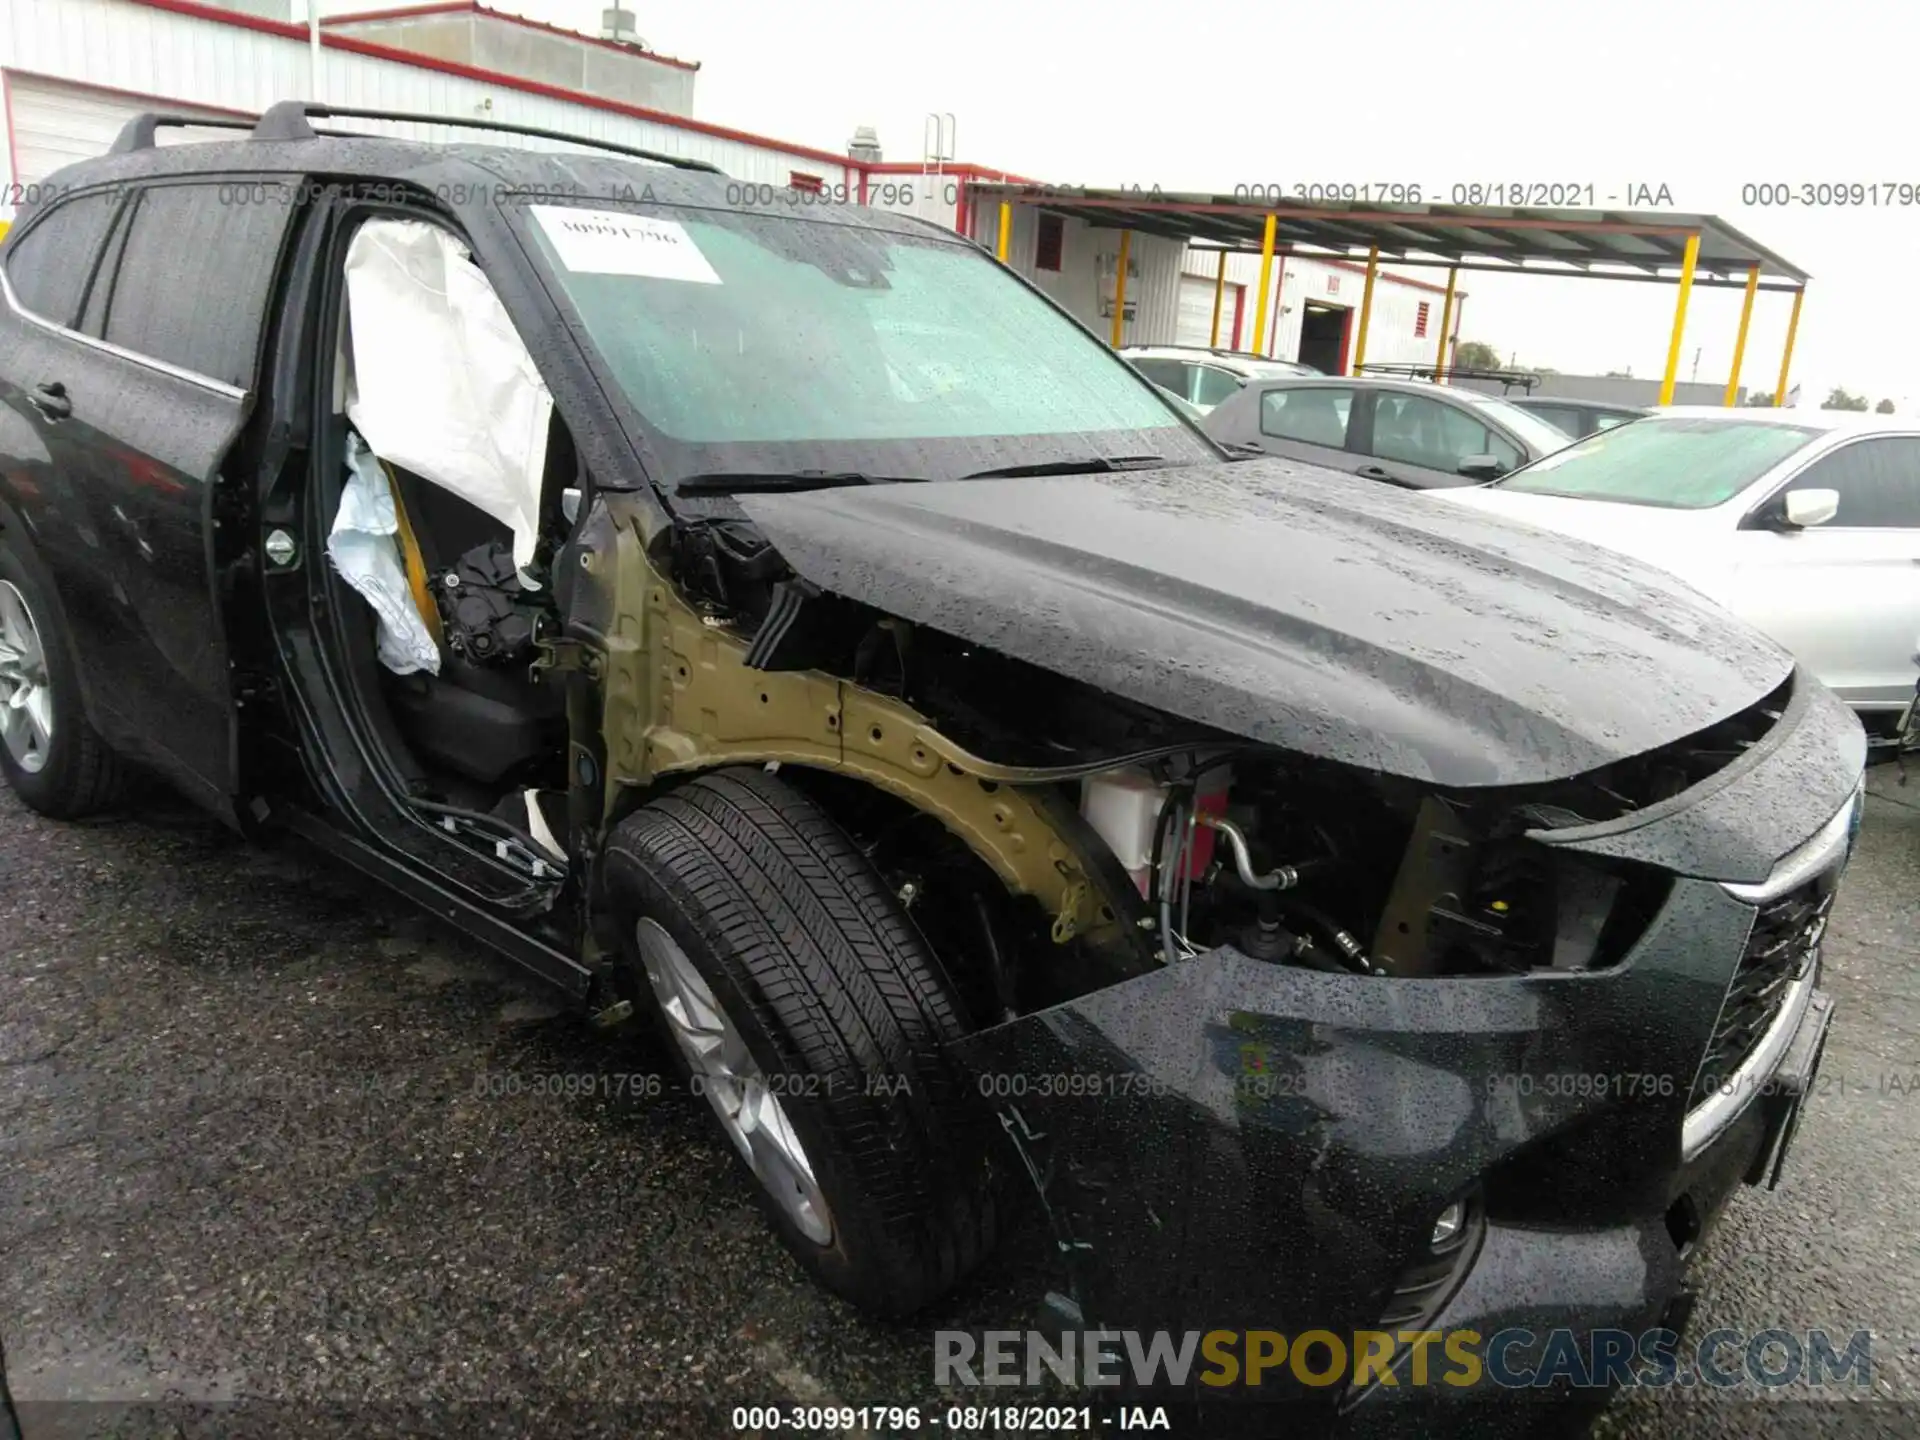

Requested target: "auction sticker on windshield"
[{"left": 529, "top": 205, "right": 721, "bottom": 283}]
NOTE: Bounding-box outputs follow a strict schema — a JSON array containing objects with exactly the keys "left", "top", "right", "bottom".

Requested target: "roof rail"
[
  {"left": 109, "top": 113, "right": 259, "bottom": 155},
  {"left": 250, "top": 101, "right": 726, "bottom": 173},
  {"left": 1358, "top": 361, "right": 1541, "bottom": 393}
]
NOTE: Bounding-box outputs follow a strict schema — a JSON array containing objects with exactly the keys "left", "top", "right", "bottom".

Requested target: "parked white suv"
[{"left": 1439, "top": 407, "right": 1920, "bottom": 736}]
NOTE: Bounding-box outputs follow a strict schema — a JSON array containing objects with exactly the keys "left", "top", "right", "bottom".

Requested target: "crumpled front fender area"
[{"left": 945, "top": 876, "right": 1752, "bottom": 1348}]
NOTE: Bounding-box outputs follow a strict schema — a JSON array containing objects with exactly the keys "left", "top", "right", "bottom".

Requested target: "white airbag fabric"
[
  {"left": 342, "top": 218, "right": 553, "bottom": 569},
  {"left": 329, "top": 432, "right": 441, "bottom": 676}
]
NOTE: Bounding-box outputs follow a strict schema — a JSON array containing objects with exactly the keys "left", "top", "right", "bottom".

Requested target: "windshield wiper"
[
  {"left": 960, "top": 454, "right": 1172, "bottom": 480},
  {"left": 674, "top": 470, "right": 921, "bottom": 496}
]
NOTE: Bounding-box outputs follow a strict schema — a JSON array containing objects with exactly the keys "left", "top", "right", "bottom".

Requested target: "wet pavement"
[{"left": 1, "top": 768, "right": 1917, "bottom": 1438}]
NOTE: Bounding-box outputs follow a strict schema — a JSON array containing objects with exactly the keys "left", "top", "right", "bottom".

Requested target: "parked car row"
[
  {"left": 1197, "top": 372, "right": 1578, "bottom": 486},
  {"left": 1138, "top": 349, "right": 1915, "bottom": 743}
]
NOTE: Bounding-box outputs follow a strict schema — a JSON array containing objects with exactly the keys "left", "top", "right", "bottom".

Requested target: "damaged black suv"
[{"left": 0, "top": 103, "right": 1864, "bottom": 1433}]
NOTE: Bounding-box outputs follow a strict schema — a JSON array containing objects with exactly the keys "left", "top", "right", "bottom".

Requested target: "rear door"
[
  {"left": 28, "top": 178, "right": 295, "bottom": 809},
  {"left": 0, "top": 186, "right": 137, "bottom": 743},
  {"left": 1241, "top": 382, "right": 1365, "bottom": 473},
  {"left": 1357, "top": 389, "right": 1525, "bottom": 488},
  {"left": 1730, "top": 436, "right": 1920, "bottom": 712}
]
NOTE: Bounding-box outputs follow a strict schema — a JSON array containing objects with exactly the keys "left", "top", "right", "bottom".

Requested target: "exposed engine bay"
[{"left": 630, "top": 512, "right": 1779, "bottom": 1014}]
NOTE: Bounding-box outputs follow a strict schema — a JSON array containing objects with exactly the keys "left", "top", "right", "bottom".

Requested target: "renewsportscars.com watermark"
[{"left": 935, "top": 1327, "right": 1874, "bottom": 1392}]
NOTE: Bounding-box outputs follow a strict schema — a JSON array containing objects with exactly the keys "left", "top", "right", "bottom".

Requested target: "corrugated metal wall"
[
  {"left": 0, "top": 0, "right": 854, "bottom": 218},
  {"left": 966, "top": 193, "right": 1467, "bottom": 363},
  {"left": 963, "top": 198, "right": 1183, "bottom": 344},
  {"left": 861, "top": 170, "right": 964, "bottom": 231},
  {"left": 330, "top": 13, "right": 699, "bottom": 117},
  {"left": 1180, "top": 251, "right": 1454, "bottom": 369}
]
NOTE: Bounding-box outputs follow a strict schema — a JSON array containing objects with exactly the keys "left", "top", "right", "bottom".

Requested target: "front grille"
[{"left": 1688, "top": 881, "right": 1831, "bottom": 1108}]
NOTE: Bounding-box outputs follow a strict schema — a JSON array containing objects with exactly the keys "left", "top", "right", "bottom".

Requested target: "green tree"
[
  {"left": 1822, "top": 387, "right": 1869, "bottom": 412},
  {"left": 1744, "top": 390, "right": 1775, "bottom": 406},
  {"left": 1450, "top": 340, "right": 1501, "bottom": 371},
  {"left": 1875, "top": 398, "right": 1896, "bottom": 414}
]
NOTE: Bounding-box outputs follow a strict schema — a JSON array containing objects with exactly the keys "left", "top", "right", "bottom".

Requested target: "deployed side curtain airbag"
[
  {"left": 329, "top": 432, "right": 442, "bottom": 676},
  {"left": 342, "top": 218, "right": 554, "bottom": 569}
]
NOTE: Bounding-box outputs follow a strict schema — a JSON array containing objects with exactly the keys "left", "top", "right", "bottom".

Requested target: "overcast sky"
[{"left": 366, "top": 0, "right": 1918, "bottom": 408}]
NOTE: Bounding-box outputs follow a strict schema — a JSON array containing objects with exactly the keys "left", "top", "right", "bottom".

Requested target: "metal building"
[{"left": 0, "top": 0, "right": 868, "bottom": 230}]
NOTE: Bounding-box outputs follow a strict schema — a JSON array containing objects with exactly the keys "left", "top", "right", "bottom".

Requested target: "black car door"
[
  {"left": 13, "top": 179, "right": 294, "bottom": 812},
  {"left": 0, "top": 187, "right": 139, "bottom": 754}
]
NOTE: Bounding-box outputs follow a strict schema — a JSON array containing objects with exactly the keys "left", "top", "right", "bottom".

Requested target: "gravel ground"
[{"left": 1, "top": 766, "right": 1916, "bottom": 1439}]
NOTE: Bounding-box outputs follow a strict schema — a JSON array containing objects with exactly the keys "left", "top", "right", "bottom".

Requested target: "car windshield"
[
  {"left": 1458, "top": 393, "right": 1581, "bottom": 455},
  {"left": 1491, "top": 416, "right": 1826, "bottom": 507},
  {"left": 519, "top": 202, "right": 1207, "bottom": 488}
]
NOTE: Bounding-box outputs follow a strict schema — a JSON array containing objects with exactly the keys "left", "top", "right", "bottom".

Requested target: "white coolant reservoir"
[
  {"left": 1080, "top": 769, "right": 1167, "bottom": 896},
  {"left": 1080, "top": 766, "right": 1234, "bottom": 897}
]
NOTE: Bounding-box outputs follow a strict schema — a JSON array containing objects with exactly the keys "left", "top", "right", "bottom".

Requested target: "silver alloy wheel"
[
  {"left": 0, "top": 580, "right": 53, "bottom": 775},
  {"left": 634, "top": 918, "right": 834, "bottom": 1245}
]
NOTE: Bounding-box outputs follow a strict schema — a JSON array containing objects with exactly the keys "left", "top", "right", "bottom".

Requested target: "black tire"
[
  {"left": 0, "top": 537, "right": 129, "bottom": 818},
  {"left": 602, "top": 766, "right": 999, "bottom": 1316}
]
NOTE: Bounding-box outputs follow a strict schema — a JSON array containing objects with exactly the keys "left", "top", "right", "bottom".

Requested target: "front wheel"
[{"left": 602, "top": 767, "right": 999, "bottom": 1316}]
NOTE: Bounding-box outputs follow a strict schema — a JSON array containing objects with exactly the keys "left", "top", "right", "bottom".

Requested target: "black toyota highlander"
[{"left": 0, "top": 102, "right": 1862, "bottom": 1436}]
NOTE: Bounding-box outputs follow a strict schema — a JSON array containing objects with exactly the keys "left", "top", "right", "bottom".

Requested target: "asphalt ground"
[{"left": 1, "top": 765, "right": 1917, "bottom": 1439}]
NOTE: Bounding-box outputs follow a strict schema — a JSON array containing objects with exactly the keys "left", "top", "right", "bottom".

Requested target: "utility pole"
[{"left": 308, "top": 0, "right": 323, "bottom": 101}]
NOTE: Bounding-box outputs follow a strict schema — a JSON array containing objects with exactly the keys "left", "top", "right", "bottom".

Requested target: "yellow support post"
[
  {"left": 1209, "top": 248, "right": 1228, "bottom": 347},
  {"left": 995, "top": 202, "right": 1011, "bottom": 263},
  {"left": 1723, "top": 265, "right": 1760, "bottom": 406},
  {"left": 1350, "top": 245, "right": 1381, "bottom": 376},
  {"left": 1658, "top": 233, "right": 1702, "bottom": 406},
  {"left": 1109, "top": 229, "right": 1132, "bottom": 348},
  {"left": 1250, "top": 214, "right": 1278, "bottom": 355},
  {"left": 0, "top": 219, "right": 10, "bottom": 244},
  {"left": 1775, "top": 288, "right": 1805, "bottom": 407},
  {"left": 1434, "top": 266, "right": 1458, "bottom": 384}
]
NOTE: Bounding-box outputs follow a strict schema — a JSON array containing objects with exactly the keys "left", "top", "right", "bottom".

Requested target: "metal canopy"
[{"left": 969, "top": 184, "right": 1810, "bottom": 291}]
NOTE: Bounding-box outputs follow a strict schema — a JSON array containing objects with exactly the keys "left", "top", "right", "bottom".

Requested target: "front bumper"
[{"left": 945, "top": 680, "right": 1862, "bottom": 1437}]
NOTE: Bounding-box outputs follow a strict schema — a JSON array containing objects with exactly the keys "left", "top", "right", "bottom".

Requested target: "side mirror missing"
[
  {"left": 1457, "top": 453, "right": 1505, "bottom": 480},
  {"left": 1782, "top": 487, "right": 1840, "bottom": 528}
]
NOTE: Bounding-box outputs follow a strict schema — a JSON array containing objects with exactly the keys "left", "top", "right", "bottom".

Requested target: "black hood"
[{"left": 740, "top": 458, "right": 1793, "bottom": 788}]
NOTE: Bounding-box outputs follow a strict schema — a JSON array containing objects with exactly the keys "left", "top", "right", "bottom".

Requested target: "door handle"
[
  {"left": 28, "top": 381, "right": 71, "bottom": 420},
  {"left": 1356, "top": 464, "right": 1392, "bottom": 480}
]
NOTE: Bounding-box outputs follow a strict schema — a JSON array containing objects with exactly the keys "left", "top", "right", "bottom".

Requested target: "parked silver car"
[
  {"left": 1440, "top": 407, "right": 1920, "bottom": 735},
  {"left": 1120, "top": 345, "right": 1320, "bottom": 413},
  {"left": 1201, "top": 374, "right": 1576, "bottom": 488}
]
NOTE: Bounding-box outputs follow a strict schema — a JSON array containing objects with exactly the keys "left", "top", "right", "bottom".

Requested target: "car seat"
[{"left": 377, "top": 458, "right": 566, "bottom": 789}]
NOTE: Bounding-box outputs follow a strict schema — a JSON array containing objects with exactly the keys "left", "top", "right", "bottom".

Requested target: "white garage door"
[
  {"left": 8, "top": 75, "right": 240, "bottom": 188},
  {"left": 1174, "top": 274, "right": 1242, "bottom": 349}
]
